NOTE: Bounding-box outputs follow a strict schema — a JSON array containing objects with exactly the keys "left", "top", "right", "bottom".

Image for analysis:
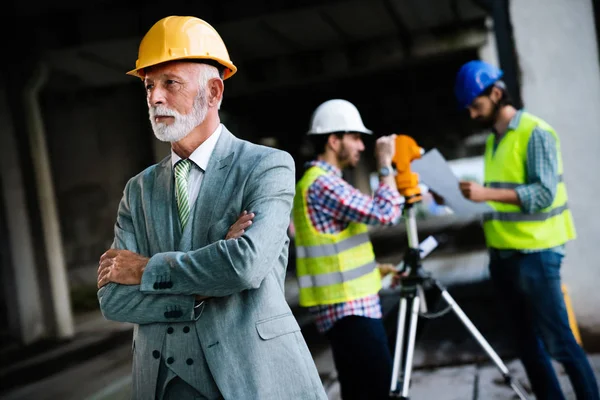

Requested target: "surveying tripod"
[{"left": 387, "top": 136, "right": 530, "bottom": 400}]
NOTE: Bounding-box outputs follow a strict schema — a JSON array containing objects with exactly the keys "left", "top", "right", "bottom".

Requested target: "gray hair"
[{"left": 198, "top": 63, "right": 223, "bottom": 109}]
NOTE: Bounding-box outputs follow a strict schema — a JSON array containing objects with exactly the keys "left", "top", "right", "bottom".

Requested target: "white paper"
[{"left": 411, "top": 149, "right": 493, "bottom": 217}]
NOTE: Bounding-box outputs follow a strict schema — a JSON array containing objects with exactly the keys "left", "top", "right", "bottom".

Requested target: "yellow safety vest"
[
  {"left": 483, "top": 111, "right": 576, "bottom": 249},
  {"left": 293, "top": 166, "right": 381, "bottom": 307}
]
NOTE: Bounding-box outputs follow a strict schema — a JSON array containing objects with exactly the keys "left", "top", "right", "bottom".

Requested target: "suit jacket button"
[
  {"left": 153, "top": 282, "right": 159, "bottom": 290},
  {"left": 167, "top": 327, "right": 174, "bottom": 334},
  {"left": 166, "top": 357, "right": 174, "bottom": 364},
  {"left": 152, "top": 350, "right": 160, "bottom": 359},
  {"left": 186, "top": 358, "right": 194, "bottom": 365},
  {"left": 183, "top": 326, "right": 190, "bottom": 333}
]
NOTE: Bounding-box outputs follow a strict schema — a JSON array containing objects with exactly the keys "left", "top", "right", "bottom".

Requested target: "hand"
[
  {"left": 391, "top": 268, "right": 409, "bottom": 289},
  {"left": 459, "top": 180, "right": 488, "bottom": 202},
  {"left": 377, "top": 263, "right": 397, "bottom": 278},
  {"left": 97, "top": 249, "right": 149, "bottom": 288},
  {"left": 378, "top": 263, "right": 408, "bottom": 289},
  {"left": 226, "top": 210, "right": 255, "bottom": 240},
  {"left": 375, "top": 134, "right": 397, "bottom": 167},
  {"left": 429, "top": 190, "right": 445, "bottom": 205}
]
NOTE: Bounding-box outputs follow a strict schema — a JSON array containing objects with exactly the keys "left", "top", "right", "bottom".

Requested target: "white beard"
[{"left": 149, "top": 90, "right": 208, "bottom": 143}]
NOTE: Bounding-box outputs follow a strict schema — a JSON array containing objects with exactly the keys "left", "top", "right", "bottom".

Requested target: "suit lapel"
[
  {"left": 151, "top": 156, "right": 177, "bottom": 252},
  {"left": 191, "top": 127, "right": 236, "bottom": 246}
]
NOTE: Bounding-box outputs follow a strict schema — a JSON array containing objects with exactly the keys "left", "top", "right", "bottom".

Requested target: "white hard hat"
[{"left": 307, "top": 99, "right": 372, "bottom": 135}]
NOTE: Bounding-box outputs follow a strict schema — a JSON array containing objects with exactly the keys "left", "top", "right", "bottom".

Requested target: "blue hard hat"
[{"left": 454, "top": 60, "right": 504, "bottom": 109}]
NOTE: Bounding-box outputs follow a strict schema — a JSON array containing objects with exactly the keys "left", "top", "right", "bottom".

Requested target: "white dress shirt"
[{"left": 171, "top": 124, "right": 223, "bottom": 206}]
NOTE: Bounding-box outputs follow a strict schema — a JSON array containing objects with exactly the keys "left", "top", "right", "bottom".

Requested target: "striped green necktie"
[{"left": 174, "top": 159, "right": 192, "bottom": 229}]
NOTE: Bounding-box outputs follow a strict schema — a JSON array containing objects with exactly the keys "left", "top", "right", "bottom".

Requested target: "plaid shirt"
[
  {"left": 304, "top": 160, "right": 402, "bottom": 333},
  {"left": 491, "top": 110, "right": 565, "bottom": 259}
]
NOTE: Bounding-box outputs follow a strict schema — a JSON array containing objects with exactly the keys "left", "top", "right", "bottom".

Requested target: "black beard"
[
  {"left": 336, "top": 145, "right": 355, "bottom": 169},
  {"left": 473, "top": 100, "right": 501, "bottom": 131}
]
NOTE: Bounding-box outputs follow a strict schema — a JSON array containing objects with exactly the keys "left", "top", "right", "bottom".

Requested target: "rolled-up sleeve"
[
  {"left": 310, "top": 176, "right": 402, "bottom": 226},
  {"left": 515, "top": 128, "right": 559, "bottom": 213}
]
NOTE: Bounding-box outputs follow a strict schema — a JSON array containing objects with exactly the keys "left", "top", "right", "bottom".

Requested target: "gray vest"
[{"left": 157, "top": 201, "right": 217, "bottom": 396}]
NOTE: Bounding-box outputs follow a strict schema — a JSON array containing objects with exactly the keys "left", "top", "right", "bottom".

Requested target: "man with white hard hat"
[{"left": 292, "top": 99, "right": 402, "bottom": 400}]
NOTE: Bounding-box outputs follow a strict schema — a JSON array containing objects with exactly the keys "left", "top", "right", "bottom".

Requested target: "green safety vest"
[
  {"left": 293, "top": 166, "right": 381, "bottom": 307},
  {"left": 483, "top": 111, "right": 576, "bottom": 249}
]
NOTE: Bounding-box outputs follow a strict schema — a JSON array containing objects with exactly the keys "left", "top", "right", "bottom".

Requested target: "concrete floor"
[
  {"left": 2, "top": 249, "right": 599, "bottom": 400},
  {"left": 324, "top": 351, "right": 600, "bottom": 400},
  {"left": 3, "top": 327, "right": 599, "bottom": 400}
]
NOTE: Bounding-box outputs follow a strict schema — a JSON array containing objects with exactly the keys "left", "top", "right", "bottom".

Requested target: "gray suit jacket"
[{"left": 98, "top": 126, "right": 326, "bottom": 400}]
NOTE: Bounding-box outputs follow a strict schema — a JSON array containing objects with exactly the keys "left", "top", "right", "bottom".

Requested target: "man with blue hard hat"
[{"left": 452, "top": 60, "right": 599, "bottom": 400}]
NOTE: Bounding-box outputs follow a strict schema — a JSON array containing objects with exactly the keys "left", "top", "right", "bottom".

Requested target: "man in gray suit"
[{"left": 96, "top": 15, "right": 326, "bottom": 400}]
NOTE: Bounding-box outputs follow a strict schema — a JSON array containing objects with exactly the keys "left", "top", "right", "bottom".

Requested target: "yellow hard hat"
[{"left": 127, "top": 16, "right": 237, "bottom": 80}]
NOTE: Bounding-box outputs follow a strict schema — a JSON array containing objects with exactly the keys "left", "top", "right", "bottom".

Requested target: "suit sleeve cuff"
[{"left": 140, "top": 252, "right": 176, "bottom": 293}]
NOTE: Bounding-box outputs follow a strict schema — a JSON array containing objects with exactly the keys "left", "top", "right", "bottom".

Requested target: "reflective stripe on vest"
[
  {"left": 482, "top": 111, "right": 576, "bottom": 249},
  {"left": 296, "top": 232, "right": 370, "bottom": 258},
  {"left": 483, "top": 203, "right": 569, "bottom": 222},
  {"left": 486, "top": 174, "right": 564, "bottom": 189},
  {"left": 297, "top": 260, "right": 377, "bottom": 288},
  {"left": 292, "top": 165, "right": 382, "bottom": 306}
]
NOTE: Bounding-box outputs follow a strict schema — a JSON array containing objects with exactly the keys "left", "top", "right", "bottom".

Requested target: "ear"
[
  {"left": 326, "top": 134, "right": 341, "bottom": 152},
  {"left": 490, "top": 86, "right": 503, "bottom": 103},
  {"left": 208, "top": 78, "right": 224, "bottom": 108}
]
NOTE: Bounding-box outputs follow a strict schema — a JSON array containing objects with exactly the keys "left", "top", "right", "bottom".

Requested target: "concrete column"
[
  {"left": 510, "top": 0, "right": 600, "bottom": 338},
  {"left": 23, "top": 64, "right": 74, "bottom": 339},
  {"left": 477, "top": 17, "right": 500, "bottom": 68},
  {"left": 0, "top": 85, "right": 46, "bottom": 344}
]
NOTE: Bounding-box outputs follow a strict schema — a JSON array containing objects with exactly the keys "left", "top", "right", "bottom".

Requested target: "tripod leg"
[
  {"left": 400, "top": 295, "right": 420, "bottom": 399},
  {"left": 440, "top": 289, "right": 531, "bottom": 400},
  {"left": 390, "top": 297, "right": 408, "bottom": 395}
]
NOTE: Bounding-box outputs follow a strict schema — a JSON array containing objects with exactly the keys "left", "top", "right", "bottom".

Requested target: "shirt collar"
[
  {"left": 507, "top": 109, "right": 523, "bottom": 131},
  {"left": 493, "top": 109, "right": 523, "bottom": 139},
  {"left": 171, "top": 124, "right": 223, "bottom": 170},
  {"left": 306, "top": 159, "right": 343, "bottom": 178}
]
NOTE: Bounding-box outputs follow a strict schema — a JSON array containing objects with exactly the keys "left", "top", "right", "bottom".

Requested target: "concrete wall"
[
  {"left": 42, "top": 84, "right": 154, "bottom": 278},
  {"left": 510, "top": 0, "right": 600, "bottom": 336}
]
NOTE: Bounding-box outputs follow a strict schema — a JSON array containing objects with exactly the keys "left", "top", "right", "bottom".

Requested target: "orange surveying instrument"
[
  {"left": 388, "top": 135, "right": 529, "bottom": 400},
  {"left": 392, "top": 135, "right": 423, "bottom": 204}
]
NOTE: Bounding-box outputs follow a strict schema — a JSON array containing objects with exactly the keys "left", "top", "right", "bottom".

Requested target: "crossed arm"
[
  {"left": 97, "top": 151, "right": 295, "bottom": 324},
  {"left": 96, "top": 211, "right": 254, "bottom": 289}
]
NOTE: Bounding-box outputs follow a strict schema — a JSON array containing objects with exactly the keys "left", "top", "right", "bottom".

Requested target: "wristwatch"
[{"left": 378, "top": 165, "right": 393, "bottom": 177}]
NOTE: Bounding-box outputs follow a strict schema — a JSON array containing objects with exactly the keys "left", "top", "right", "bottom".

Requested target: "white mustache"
[{"left": 150, "top": 106, "right": 178, "bottom": 118}]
